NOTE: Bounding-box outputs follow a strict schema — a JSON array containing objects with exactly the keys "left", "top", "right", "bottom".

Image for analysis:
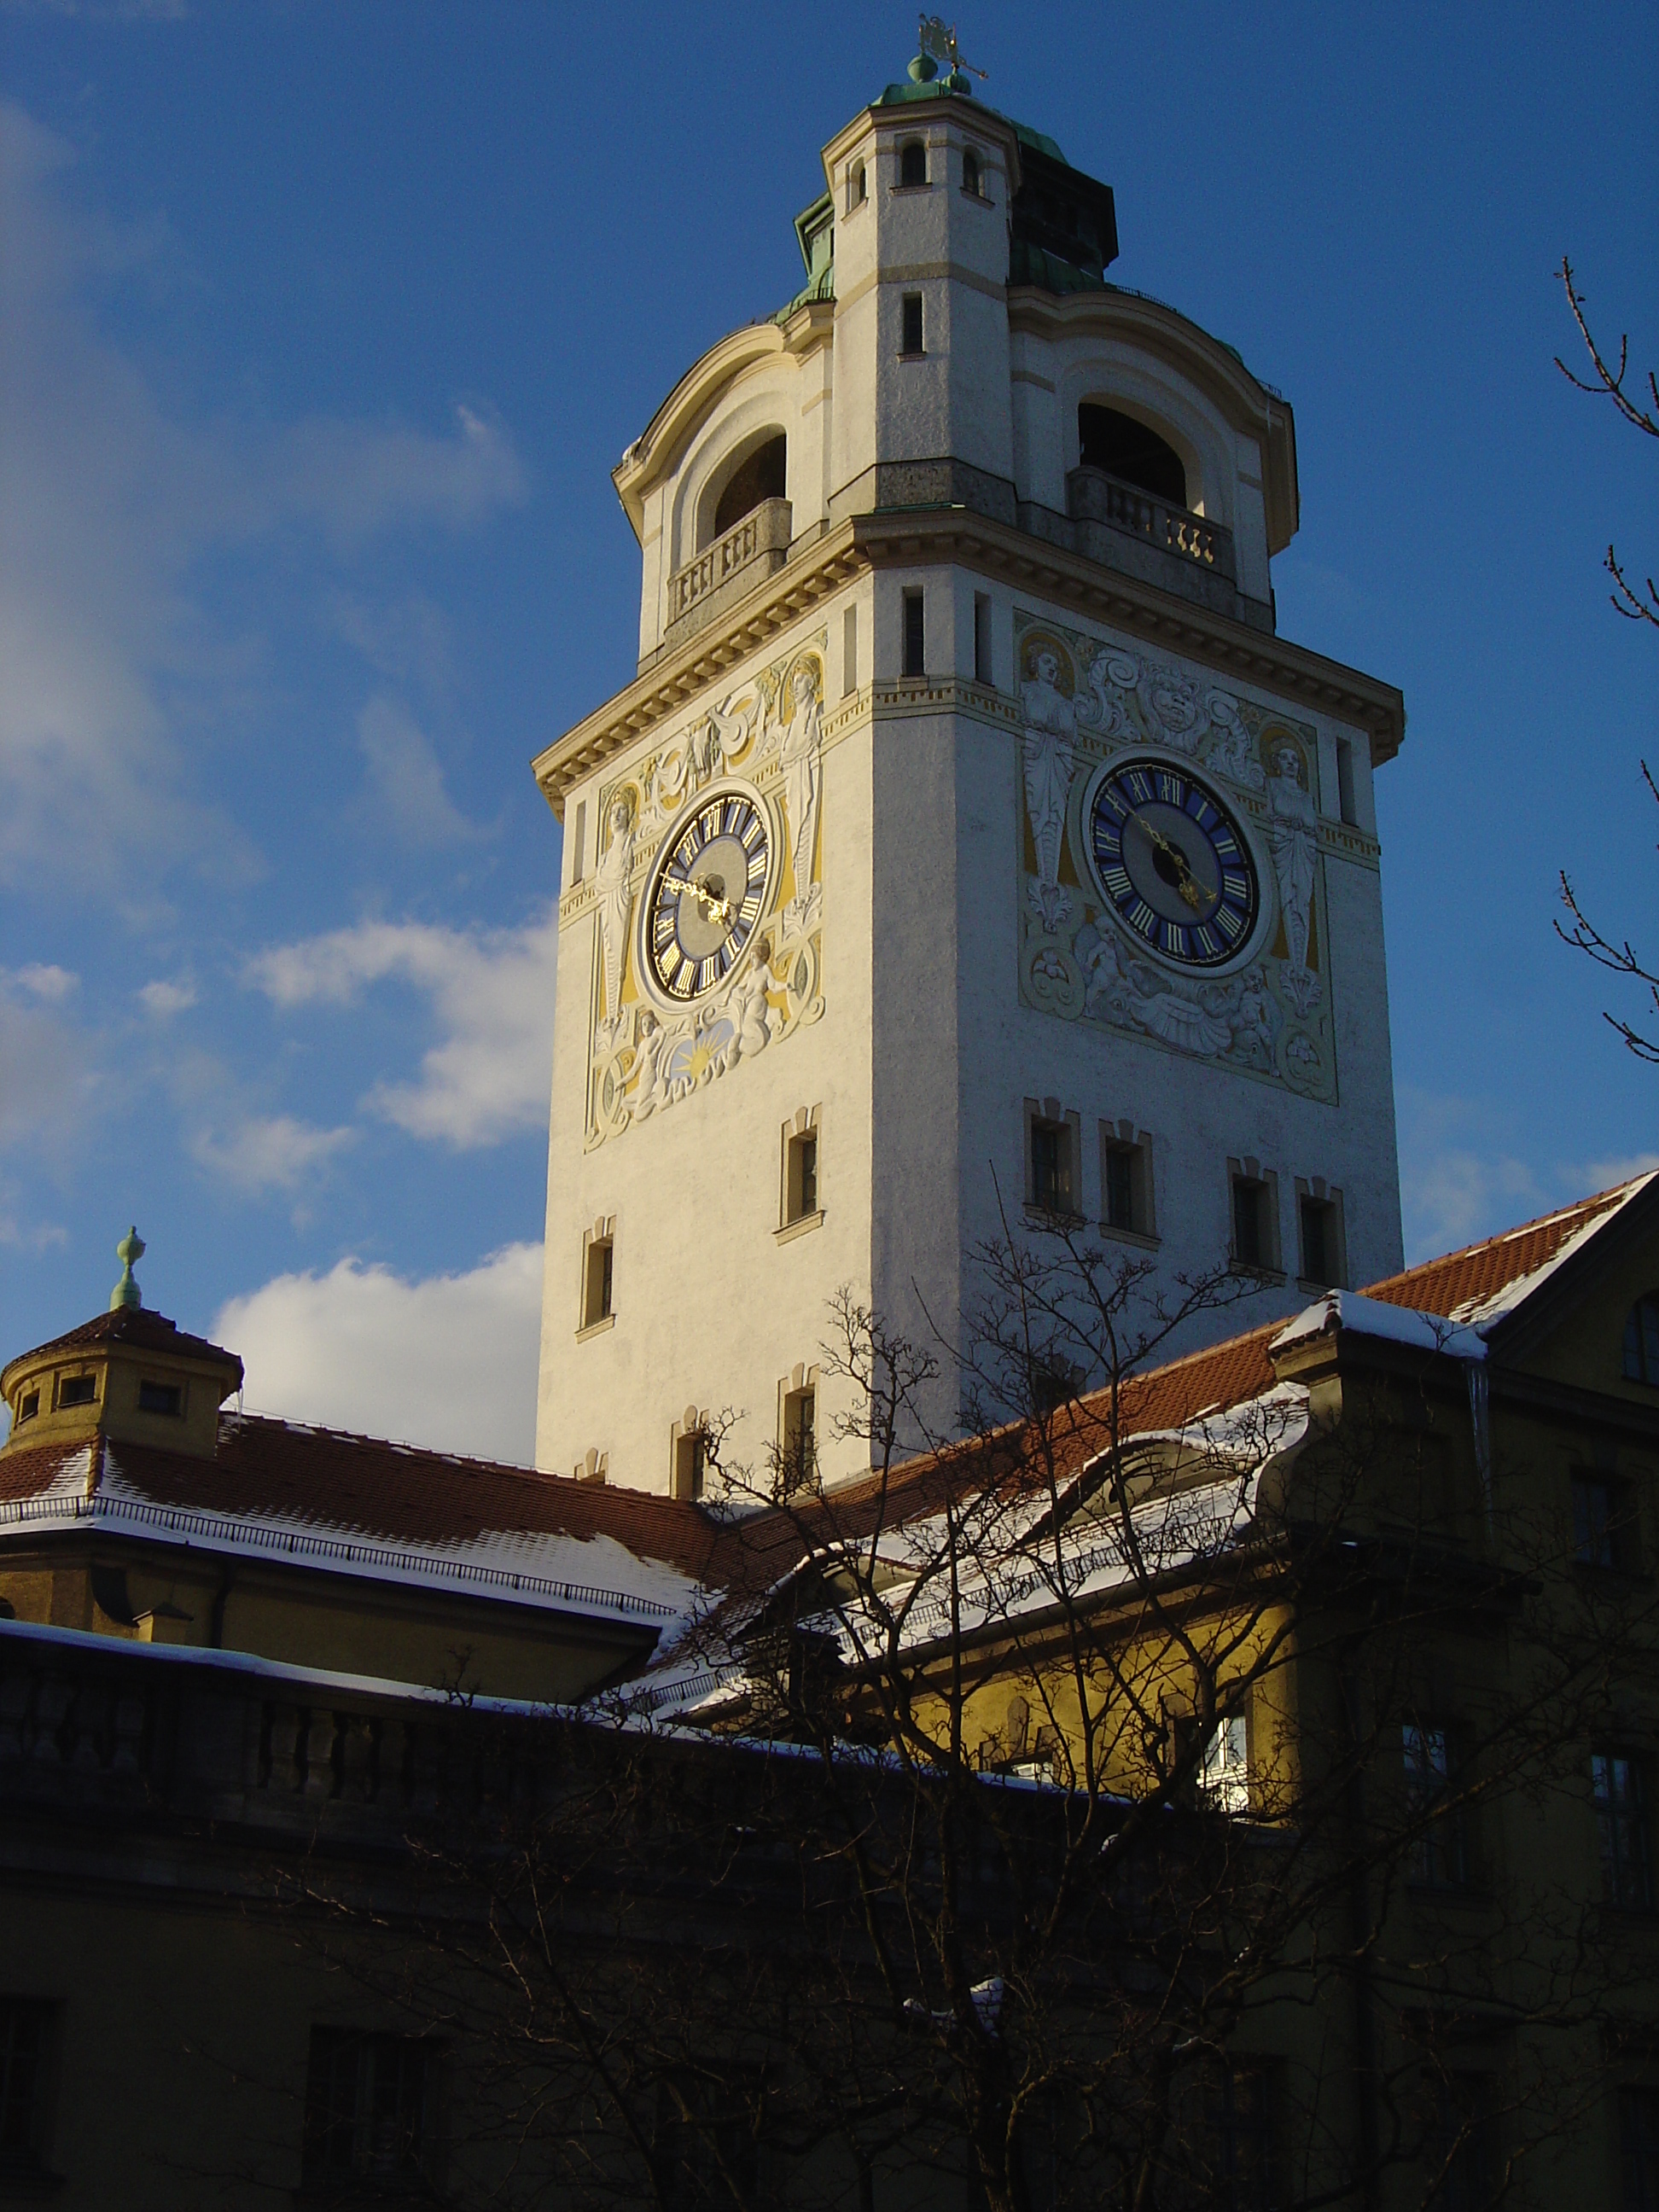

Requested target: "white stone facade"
[{"left": 533, "top": 83, "right": 1405, "bottom": 1497}]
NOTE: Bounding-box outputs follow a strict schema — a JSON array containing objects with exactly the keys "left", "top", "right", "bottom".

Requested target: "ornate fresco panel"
[
  {"left": 583, "top": 633, "right": 828, "bottom": 1150},
  {"left": 1014, "top": 610, "right": 1337, "bottom": 1103}
]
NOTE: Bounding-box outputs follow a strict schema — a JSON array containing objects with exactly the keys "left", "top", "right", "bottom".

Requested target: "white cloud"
[
  {"left": 246, "top": 907, "right": 558, "bottom": 1147},
  {"left": 137, "top": 975, "right": 196, "bottom": 1018},
  {"left": 12, "top": 963, "right": 78, "bottom": 1001},
  {"left": 1396, "top": 1087, "right": 1546, "bottom": 1265},
  {"left": 0, "top": 100, "right": 527, "bottom": 899},
  {"left": 1575, "top": 1152, "right": 1659, "bottom": 1193},
  {"left": 213, "top": 1241, "right": 544, "bottom": 1464},
  {"left": 356, "top": 694, "right": 486, "bottom": 847},
  {"left": 191, "top": 1114, "right": 356, "bottom": 1196},
  {"left": 0, "top": 969, "right": 97, "bottom": 1150}
]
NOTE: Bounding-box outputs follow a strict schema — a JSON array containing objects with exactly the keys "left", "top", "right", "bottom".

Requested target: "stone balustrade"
[
  {"left": 666, "top": 497, "right": 793, "bottom": 638},
  {"left": 1066, "top": 465, "right": 1237, "bottom": 585}
]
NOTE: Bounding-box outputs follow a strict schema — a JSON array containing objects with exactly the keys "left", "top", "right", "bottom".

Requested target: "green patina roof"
[{"left": 768, "top": 79, "right": 1119, "bottom": 323}]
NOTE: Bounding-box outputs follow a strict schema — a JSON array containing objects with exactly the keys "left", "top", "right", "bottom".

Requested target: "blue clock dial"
[
  {"left": 645, "top": 790, "right": 771, "bottom": 1001},
  {"left": 1087, "top": 759, "right": 1259, "bottom": 967}
]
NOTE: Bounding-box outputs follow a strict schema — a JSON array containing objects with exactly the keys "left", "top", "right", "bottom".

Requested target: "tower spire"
[{"left": 110, "top": 1225, "right": 146, "bottom": 1313}]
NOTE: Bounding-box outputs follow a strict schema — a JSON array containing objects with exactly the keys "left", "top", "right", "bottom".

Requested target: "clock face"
[
  {"left": 643, "top": 788, "right": 773, "bottom": 1002},
  {"left": 1086, "top": 758, "right": 1260, "bottom": 967}
]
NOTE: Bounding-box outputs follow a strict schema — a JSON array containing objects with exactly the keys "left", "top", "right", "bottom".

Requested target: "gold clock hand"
[
  {"left": 665, "top": 874, "right": 736, "bottom": 928},
  {"left": 1130, "top": 814, "right": 1208, "bottom": 913}
]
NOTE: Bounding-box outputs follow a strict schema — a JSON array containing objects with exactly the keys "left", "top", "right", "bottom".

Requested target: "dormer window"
[
  {"left": 1624, "top": 1295, "right": 1659, "bottom": 1386},
  {"left": 1078, "top": 404, "right": 1188, "bottom": 510},
  {"left": 962, "top": 148, "right": 981, "bottom": 197},
  {"left": 56, "top": 1373, "right": 96, "bottom": 1409},
  {"left": 138, "top": 1379, "right": 183, "bottom": 1417},
  {"left": 712, "top": 434, "right": 787, "bottom": 539},
  {"left": 899, "top": 139, "right": 928, "bottom": 189},
  {"left": 15, "top": 1390, "right": 38, "bottom": 1425}
]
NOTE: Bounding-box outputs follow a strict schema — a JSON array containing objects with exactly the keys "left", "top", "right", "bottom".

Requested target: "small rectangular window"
[
  {"left": 55, "top": 1374, "right": 95, "bottom": 1410},
  {"left": 973, "top": 592, "right": 992, "bottom": 684},
  {"left": 1336, "top": 736, "right": 1358, "bottom": 827},
  {"left": 902, "top": 589, "right": 925, "bottom": 678},
  {"left": 1595, "top": 1752, "right": 1652, "bottom": 1910},
  {"left": 15, "top": 1391, "right": 38, "bottom": 1425},
  {"left": 581, "top": 1234, "right": 614, "bottom": 1330},
  {"left": 569, "top": 798, "right": 587, "bottom": 888},
  {"left": 1574, "top": 1471, "right": 1636, "bottom": 1571},
  {"left": 1104, "top": 1146, "right": 1133, "bottom": 1231},
  {"left": 303, "top": 2028, "right": 441, "bottom": 2186},
  {"left": 784, "top": 1132, "right": 818, "bottom": 1224},
  {"left": 1232, "top": 1179, "right": 1268, "bottom": 1271},
  {"left": 0, "top": 1999, "right": 53, "bottom": 2180},
  {"left": 1030, "top": 1119, "right": 1073, "bottom": 1217},
  {"left": 673, "top": 1427, "right": 707, "bottom": 1502},
  {"left": 1621, "top": 2086, "right": 1659, "bottom": 2209},
  {"left": 1299, "top": 1196, "right": 1333, "bottom": 1286},
  {"left": 841, "top": 603, "right": 858, "bottom": 697},
  {"left": 1199, "top": 1712, "right": 1251, "bottom": 1814},
  {"left": 1209, "top": 2061, "right": 1278, "bottom": 2208},
  {"left": 1404, "top": 1722, "right": 1466, "bottom": 1887},
  {"left": 782, "top": 1387, "right": 816, "bottom": 1493},
  {"left": 900, "top": 292, "right": 924, "bottom": 357},
  {"left": 137, "top": 1380, "right": 182, "bottom": 1417}
]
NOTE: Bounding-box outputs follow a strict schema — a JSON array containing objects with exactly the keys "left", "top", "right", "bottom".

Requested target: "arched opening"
[
  {"left": 713, "top": 434, "right": 787, "bottom": 539},
  {"left": 899, "top": 140, "right": 928, "bottom": 189},
  {"left": 848, "top": 160, "right": 866, "bottom": 210},
  {"left": 1624, "top": 1294, "right": 1659, "bottom": 1384},
  {"left": 1078, "top": 405, "right": 1188, "bottom": 509},
  {"left": 962, "top": 148, "right": 981, "bottom": 197}
]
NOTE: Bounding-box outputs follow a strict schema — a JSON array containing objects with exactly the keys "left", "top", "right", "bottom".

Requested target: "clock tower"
[{"left": 531, "top": 47, "right": 1406, "bottom": 1498}]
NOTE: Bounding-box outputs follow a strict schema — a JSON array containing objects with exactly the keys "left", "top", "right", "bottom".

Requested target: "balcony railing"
[
  {"left": 667, "top": 498, "right": 793, "bottom": 631},
  {"left": 1066, "top": 466, "right": 1236, "bottom": 584}
]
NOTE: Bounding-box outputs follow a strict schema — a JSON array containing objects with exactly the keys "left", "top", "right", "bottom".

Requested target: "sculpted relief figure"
[
  {"left": 1078, "top": 644, "right": 1139, "bottom": 739},
  {"left": 595, "top": 799, "right": 635, "bottom": 1046},
  {"left": 1141, "top": 665, "right": 1206, "bottom": 754},
  {"left": 778, "top": 665, "right": 823, "bottom": 923},
  {"left": 1204, "top": 690, "right": 1266, "bottom": 791},
  {"left": 1022, "top": 648, "right": 1078, "bottom": 932},
  {"left": 1266, "top": 742, "right": 1321, "bottom": 1015}
]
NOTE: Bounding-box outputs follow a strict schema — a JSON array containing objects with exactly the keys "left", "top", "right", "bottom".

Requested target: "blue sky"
[{"left": 2, "top": 1, "right": 1654, "bottom": 1460}]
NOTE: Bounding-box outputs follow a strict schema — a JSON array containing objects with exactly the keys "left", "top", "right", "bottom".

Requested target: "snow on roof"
[{"left": 1272, "top": 1289, "right": 1486, "bottom": 1361}]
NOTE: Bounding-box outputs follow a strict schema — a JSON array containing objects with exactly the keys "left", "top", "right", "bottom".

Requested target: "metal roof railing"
[{"left": 0, "top": 1491, "right": 676, "bottom": 1621}]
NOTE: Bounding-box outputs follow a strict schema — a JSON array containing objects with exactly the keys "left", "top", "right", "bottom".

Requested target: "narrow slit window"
[
  {"left": 899, "top": 140, "right": 927, "bottom": 188},
  {"left": 900, "top": 293, "right": 924, "bottom": 357},
  {"left": 569, "top": 798, "right": 587, "bottom": 887},
  {"left": 782, "top": 1387, "right": 817, "bottom": 1492},
  {"left": 973, "top": 592, "right": 992, "bottom": 684},
  {"left": 674, "top": 1427, "right": 707, "bottom": 1502},
  {"left": 962, "top": 148, "right": 981, "bottom": 197},
  {"left": 1336, "top": 737, "right": 1358, "bottom": 827},
  {"left": 784, "top": 1129, "right": 819, "bottom": 1225},
  {"left": 842, "top": 603, "right": 858, "bottom": 697},
  {"left": 1104, "top": 1146, "right": 1134, "bottom": 1232},
  {"left": 1030, "top": 1118, "right": 1074, "bottom": 1217},
  {"left": 902, "top": 590, "right": 925, "bottom": 678}
]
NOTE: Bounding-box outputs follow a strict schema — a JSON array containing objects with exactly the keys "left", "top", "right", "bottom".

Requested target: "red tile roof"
[
  {"left": 1361, "top": 1177, "right": 1648, "bottom": 1324},
  {"left": 3, "top": 1179, "right": 1648, "bottom": 1610},
  {"left": 1, "top": 1307, "right": 242, "bottom": 1389}
]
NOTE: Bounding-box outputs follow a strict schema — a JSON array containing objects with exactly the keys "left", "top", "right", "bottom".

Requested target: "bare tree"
[
  {"left": 264, "top": 1227, "right": 1659, "bottom": 2212},
  {"left": 1554, "top": 258, "right": 1659, "bottom": 1058}
]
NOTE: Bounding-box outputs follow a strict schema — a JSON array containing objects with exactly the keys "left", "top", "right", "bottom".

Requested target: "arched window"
[
  {"left": 1078, "top": 404, "right": 1188, "bottom": 509},
  {"left": 1623, "top": 1294, "right": 1659, "bottom": 1384},
  {"left": 713, "top": 434, "right": 788, "bottom": 539},
  {"left": 899, "top": 140, "right": 928, "bottom": 189},
  {"left": 962, "top": 148, "right": 981, "bottom": 197},
  {"left": 848, "top": 160, "right": 866, "bottom": 210}
]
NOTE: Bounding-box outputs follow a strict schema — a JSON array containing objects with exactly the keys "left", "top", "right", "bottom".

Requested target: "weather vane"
[{"left": 917, "top": 15, "right": 987, "bottom": 84}]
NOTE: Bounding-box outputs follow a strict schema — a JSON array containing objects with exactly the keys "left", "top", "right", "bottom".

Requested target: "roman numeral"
[
  {"left": 1125, "top": 771, "right": 1153, "bottom": 803},
  {"left": 1217, "top": 905, "right": 1245, "bottom": 941},
  {"left": 1128, "top": 899, "right": 1156, "bottom": 933},
  {"left": 1103, "top": 865, "right": 1132, "bottom": 899},
  {"left": 1158, "top": 771, "right": 1181, "bottom": 803},
  {"left": 1194, "top": 924, "right": 1220, "bottom": 958},
  {"left": 1164, "top": 921, "right": 1187, "bottom": 956},
  {"left": 1222, "top": 870, "right": 1249, "bottom": 900}
]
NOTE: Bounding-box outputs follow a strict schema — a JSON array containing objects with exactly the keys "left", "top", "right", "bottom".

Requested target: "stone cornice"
[{"left": 531, "top": 509, "right": 1404, "bottom": 819}]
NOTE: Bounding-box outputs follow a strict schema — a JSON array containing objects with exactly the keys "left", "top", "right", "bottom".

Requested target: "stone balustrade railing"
[
  {"left": 667, "top": 498, "right": 793, "bottom": 632},
  {"left": 1066, "top": 466, "right": 1237, "bottom": 585}
]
